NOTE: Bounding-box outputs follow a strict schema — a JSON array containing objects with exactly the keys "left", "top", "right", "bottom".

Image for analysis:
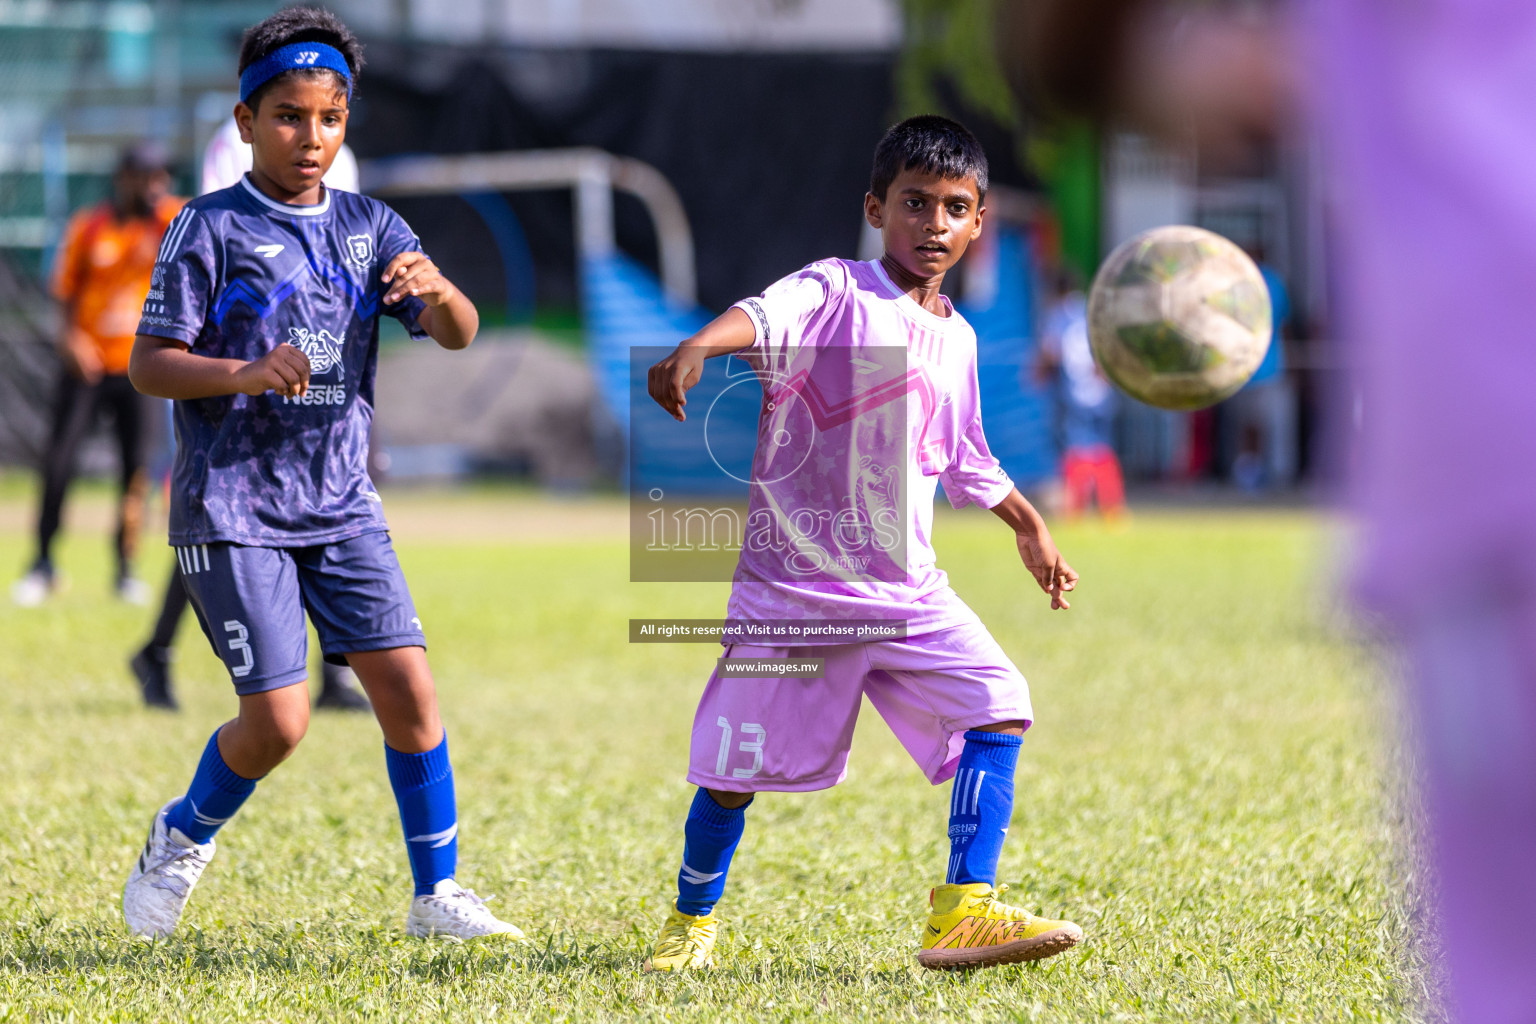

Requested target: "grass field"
[{"left": 0, "top": 484, "right": 1435, "bottom": 1022}]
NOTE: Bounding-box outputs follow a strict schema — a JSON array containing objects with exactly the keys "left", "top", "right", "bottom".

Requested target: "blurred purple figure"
[
  {"left": 1314, "top": 5, "right": 1536, "bottom": 1021},
  {"left": 1001, "top": 1, "right": 1536, "bottom": 1018}
]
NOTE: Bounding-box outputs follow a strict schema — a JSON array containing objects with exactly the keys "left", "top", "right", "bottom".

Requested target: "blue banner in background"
[
  {"left": 957, "top": 226, "right": 1058, "bottom": 491},
  {"left": 583, "top": 252, "right": 757, "bottom": 497}
]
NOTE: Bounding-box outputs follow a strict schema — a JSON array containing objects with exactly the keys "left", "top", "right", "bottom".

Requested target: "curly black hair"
[
  {"left": 869, "top": 115, "right": 989, "bottom": 203},
  {"left": 238, "top": 6, "right": 364, "bottom": 111}
]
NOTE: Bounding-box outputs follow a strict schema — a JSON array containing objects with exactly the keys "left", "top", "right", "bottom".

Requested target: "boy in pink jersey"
[{"left": 641, "top": 116, "right": 1084, "bottom": 972}]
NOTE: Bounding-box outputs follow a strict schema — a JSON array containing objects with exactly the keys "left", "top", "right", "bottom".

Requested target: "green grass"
[{"left": 0, "top": 490, "right": 1434, "bottom": 1022}]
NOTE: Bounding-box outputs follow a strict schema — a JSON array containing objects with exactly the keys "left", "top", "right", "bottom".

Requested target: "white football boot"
[
  {"left": 406, "top": 879, "right": 526, "bottom": 940},
  {"left": 116, "top": 575, "right": 152, "bottom": 606},
  {"left": 11, "top": 569, "right": 52, "bottom": 607},
  {"left": 122, "top": 800, "right": 215, "bottom": 939}
]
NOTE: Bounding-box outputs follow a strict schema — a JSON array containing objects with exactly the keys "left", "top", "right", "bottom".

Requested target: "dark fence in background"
[
  {"left": 0, "top": 253, "right": 58, "bottom": 467},
  {"left": 347, "top": 44, "right": 1034, "bottom": 316},
  {"left": 0, "top": 44, "right": 1037, "bottom": 474}
]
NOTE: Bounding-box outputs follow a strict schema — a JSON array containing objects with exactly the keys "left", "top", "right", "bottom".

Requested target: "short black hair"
[
  {"left": 238, "top": 6, "right": 363, "bottom": 112},
  {"left": 870, "top": 115, "right": 989, "bottom": 203}
]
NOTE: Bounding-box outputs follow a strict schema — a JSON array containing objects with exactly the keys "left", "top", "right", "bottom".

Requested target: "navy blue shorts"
[{"left": 177, "top": 531, "right": 426, "bottom": 695}]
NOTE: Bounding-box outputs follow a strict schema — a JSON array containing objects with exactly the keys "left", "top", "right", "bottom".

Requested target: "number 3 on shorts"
[
  {"left": 224, "top": 619, "right": 254, "bottom": 678},
  {"left": 715, "top": 716, "right": 765, "bottom": 780}
]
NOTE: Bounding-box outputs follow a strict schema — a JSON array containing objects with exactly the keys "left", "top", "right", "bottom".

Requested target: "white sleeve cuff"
[
  {"left": 946, "top": 473, "right": 1016, "bottom": 511},
  {"left": 731, "top": 297, "right": 771, "bottom": 349}
]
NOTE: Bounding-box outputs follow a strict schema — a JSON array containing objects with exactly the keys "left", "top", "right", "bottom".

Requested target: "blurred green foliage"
[
  {"left": 894, "top": 0, "right": 1019, "bottom": 126},
  {"left": 894, "top": 0, "right": 1101, "bottom": 275}
]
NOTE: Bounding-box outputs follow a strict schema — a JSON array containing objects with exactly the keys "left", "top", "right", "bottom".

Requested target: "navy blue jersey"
[{"left": 138, "top": 177, "right": 429, "bottom": 547}]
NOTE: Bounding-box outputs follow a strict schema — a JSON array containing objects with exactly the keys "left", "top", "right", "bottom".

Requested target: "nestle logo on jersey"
[{"left": 283, "top": 385, "right": 346, "bottom": 406}]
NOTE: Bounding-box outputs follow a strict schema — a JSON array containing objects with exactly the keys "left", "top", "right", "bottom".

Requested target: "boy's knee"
[
  {"left": 353, "top": 657, "right": 443, "bottom": 753},
  {"left": 971, "top": 720, "right": 1028, "bottom": 738},
  {"left": 255, "top": 717, "right": 307, "bottom": 763},
  {"left": 240, "top": 698, "right": 309, "bottom": 760},
  {"left": 705, "top": 788, "right": 754, "bottom": 810},
  {"left": 254, "top": 737, "right": 299, "bottom": 767},
  {"left": 377, "top": 715, "right": 442, "bottom": 755}
]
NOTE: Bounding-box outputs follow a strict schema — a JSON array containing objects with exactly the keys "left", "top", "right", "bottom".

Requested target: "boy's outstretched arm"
[
  {"left": 129, "top": 334, "right": 312, "bottom": 400},
  {"left": 383, "top": 252, "right": 478, "bottom": 351},
  {"left": 647, "top": 307, "right": 756, "bottom": 422},
  {"left": 989, "top": 489, "right": 1078, "bottom": 610}
]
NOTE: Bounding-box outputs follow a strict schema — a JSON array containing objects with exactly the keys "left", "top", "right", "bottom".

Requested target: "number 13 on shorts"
[{"left": 715, "top": 717, "right": 765, "bottom": 780}]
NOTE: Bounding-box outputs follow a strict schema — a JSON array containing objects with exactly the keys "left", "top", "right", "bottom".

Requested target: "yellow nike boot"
[
  {"left": 643, "top": 902, "right": 718, "bottom": 972},
  {"left": 918, "top": 883, "right": 1082, "bottom": 970}
]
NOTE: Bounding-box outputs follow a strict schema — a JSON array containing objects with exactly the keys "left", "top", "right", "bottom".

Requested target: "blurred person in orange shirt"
[{"left": 12, "top": 143, "right": 184, "bottom": 608}]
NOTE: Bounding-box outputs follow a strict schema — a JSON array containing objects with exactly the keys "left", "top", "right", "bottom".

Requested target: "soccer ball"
[{"left": 1086, "top": 225, "right": 1272, "bottom": 411}]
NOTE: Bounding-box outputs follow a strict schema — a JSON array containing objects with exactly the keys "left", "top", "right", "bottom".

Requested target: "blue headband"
[{"left": 239, "top": 41, "right": 352, "bottom": 104}]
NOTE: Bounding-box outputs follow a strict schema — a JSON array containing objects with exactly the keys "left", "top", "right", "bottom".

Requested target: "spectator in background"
[
  {"left": 1038, "top": 270, "right": 1126, "bottom": 519},
  {"left": 1226, "top": 247, "right": 1295, "bottom": 492},
  {"left": 129, "top": 116, "right": 366, "bottom": 710},
  {"left": 12, "top": 143, "right": 183, "bottom": 608}
]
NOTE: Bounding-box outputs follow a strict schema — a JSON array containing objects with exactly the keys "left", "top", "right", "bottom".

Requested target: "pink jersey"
[{"left": 723, "top": 258, "right": 1014, "bottom": 638}]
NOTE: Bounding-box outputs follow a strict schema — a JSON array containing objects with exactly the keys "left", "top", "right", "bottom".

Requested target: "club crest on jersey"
[
  {"left": 288, "top": 326, "right": 345, "bottom": 381},
  {"left": 344, "top": 233, "right": 374, "bottom": 270}
]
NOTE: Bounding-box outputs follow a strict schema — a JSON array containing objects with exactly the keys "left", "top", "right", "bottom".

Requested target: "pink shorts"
[{"left": 687, "top": 621, "right": 1033, "bottom": 793}]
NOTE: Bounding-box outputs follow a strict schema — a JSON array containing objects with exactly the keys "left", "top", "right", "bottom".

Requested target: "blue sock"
[
  {"left": 946, "top": 730, "right": 1021, "bottom": 885},
  {"left": 675, "top": 789, "right": 749, "bottom": 917},
  {"left": 385, "top": 736, "right": 457, "bottom": 897},
  {"left": 164, "top": 729, "right": 259, "bottom": 844}
]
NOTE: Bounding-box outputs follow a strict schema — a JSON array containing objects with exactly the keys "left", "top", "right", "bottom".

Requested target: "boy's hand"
[
  {"left": 1016, "top": 529, "right": 1078, "bottom": 610},
  {"left": 648, "top": 345, "right": 709, "bottom": 421},
  {"left": 235, "top": 343, "right": 310, "bottom": 398},
  {"left": 645, "top": 309, "right": 758, "bottom": 420},
  {"left": 382, "top": 252, "right": 456, "bottom": 307},
  {"left": 987, "top": 489, "right": 1077, "bottom": 609}
]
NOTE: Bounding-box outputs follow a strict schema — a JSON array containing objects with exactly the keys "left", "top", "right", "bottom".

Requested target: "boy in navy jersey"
[{"left": 120, "top": 8, "right": 520, "bottom": 941}]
